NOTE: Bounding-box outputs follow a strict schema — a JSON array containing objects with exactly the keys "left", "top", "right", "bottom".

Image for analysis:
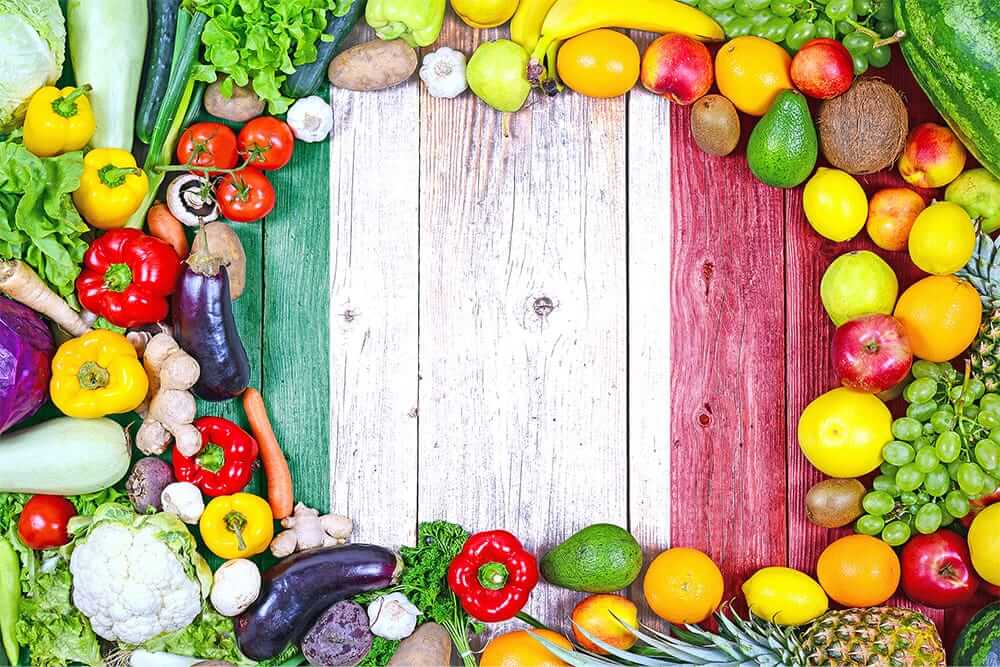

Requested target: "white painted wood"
[
  {"left": 415, "top": 15, "right": 630, "bottom": 637},
  {"left": 329, "top": 28, "right": 421, "bottom": 549},
  {"left": 626, "top": 32, "right": 672, "bottom": 618}
]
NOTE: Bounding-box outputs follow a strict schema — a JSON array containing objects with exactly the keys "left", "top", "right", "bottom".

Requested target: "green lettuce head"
[{"left": 0, "top": 0, "right": 66, "bottom": 131}]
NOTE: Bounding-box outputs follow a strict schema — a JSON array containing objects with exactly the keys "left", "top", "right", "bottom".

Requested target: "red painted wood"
[{"left": 669, "top": 98, "right": 788, "bottom": 600}]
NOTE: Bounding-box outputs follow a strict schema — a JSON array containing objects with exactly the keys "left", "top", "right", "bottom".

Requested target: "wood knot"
[
  {"left": 533, "top": 296, "right": 555, "bottom": 317},
  {"left": 342, "top": 308, "right": 358, "bottom": 322},
  {"left": 697, "top": 403, "right": 713, "bottom": 427}
]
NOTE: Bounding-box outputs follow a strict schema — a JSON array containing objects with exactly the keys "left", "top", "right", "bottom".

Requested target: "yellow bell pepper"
[
  {"left": 50, "top": 330, "right": 148, "bottom": 419},
  {"left": 200, "top": 493, "right": 275, "bottom": 560},
  {"left": 23, "top": 85, "right": 95, "bottom": 157},
  {"left": 73, "top": 148, "right": 149, "bottom": 229}
]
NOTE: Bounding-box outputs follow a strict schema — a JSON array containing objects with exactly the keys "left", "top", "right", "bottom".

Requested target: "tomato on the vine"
[
  {"left": 238, "top": 117, "right": 294, "bottom": 171},
  {"left": 177, "top": 122, "right": 239, "bottom": 172},
  {"left": 17, "top": 495, "right": 76, "bottom": 549},
  {"left": 216, "top": 168, "right": 275, "bottom": 222}
]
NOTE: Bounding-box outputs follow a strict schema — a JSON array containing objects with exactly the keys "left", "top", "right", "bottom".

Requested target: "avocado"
[
  {"left": 747, "top": 89, "right": 817, "bottom": 189},
  {"left": 540, "top": 524, "right": 643, "bottom": 592}
]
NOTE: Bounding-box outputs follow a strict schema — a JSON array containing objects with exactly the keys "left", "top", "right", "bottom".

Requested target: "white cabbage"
[{"left": 0, "top": 0, "right": 65, "bottom": 131}]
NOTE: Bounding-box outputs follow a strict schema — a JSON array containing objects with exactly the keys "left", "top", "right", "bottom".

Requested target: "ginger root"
[
  {"left": 136, "top": 333, "right": 202, "bottom": 456},
  {"left": 270, "top": 503, "right": 353, "bottom": 557}
]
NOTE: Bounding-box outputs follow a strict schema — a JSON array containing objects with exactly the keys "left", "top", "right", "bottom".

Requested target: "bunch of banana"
[{"left": 512, "top": 0, "right": 724, "bottom": 89}]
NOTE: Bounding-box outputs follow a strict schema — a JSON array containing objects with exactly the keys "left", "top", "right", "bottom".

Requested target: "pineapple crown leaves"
[{"left": 956, "top": 233, "right": 1000, "bottom": 307}]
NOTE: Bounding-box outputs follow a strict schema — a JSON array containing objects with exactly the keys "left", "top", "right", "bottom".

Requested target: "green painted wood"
[{"left": 261, "top": 135, "right": 331, "bottom": 514}]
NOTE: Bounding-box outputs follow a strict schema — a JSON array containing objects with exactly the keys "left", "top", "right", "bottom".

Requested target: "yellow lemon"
[
  {"left": 798, "top": 387, "right": 891, "bottom": 477},
  {"left": 803, "top": 168, "right": 869, "bottom": 242},
  {"left": 968, "top": 503, "right": 1000, "bottom": 585},
  {"left": 451, "top": 0, "right": 519, "bottom": 28},
  {"left": 742, "top": 567, "right": 829, "bottom": 626},
  {"left": 715, "top": 36, "right": 792, "bottom": 116},
  {"left": 908, "top": 201, "right": 976, "bottom": 275}
]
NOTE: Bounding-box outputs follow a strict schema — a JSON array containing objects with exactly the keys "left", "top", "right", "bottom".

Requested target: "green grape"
[
  {"left": 900, "top": 491, "right": 919, "bottom": 505},
  {"left": 947, "top": 461, "right": 962, "bottom": 478},
  {"left": 843, "top": 31, "right": 874, "bottom": 55},
  {"left": 734, "top": 0, "right": 757, "bottom": 15},
  {"left": 882, "top": 520, "right": 911, "bottom": 546},
  {"left": 863, "top": 490, "right": 895, "bottom": 516},
  {"left": 825, "top": 0, "right": 851, "bottom": 19},
  {"left": 923, "top": 466, "right": 951, "bottom": 497},
  {"left": 914, "top": 502, "right": 943, "bottom": 534},
  {"left": 978, "top": 409, "right": 1000, "bottom": 430},
  {"left": 853, "top": 0, "right": 873, "bottom": 13},
  {"left": 969, "top": 378, "right": 987, "bottom": 401},
  {"left": 906, "top": 401, "right": 936, "bottom": 422},
  {"left": 905, "top": 378, "right": 938, "bottom": 404},
  {"left": 729, "top": 16, "right": 754, "bottom": 35},
  {"left": 982, "top": 473, "right": 1000, "bottom": 495},
  {"left": 912, "top": 360, "right": 940, "bottom": 379},
  {"left": 706, "top": 0, "right": 737, "bottom": 7},
  {"left": 913, "top": 435, "right": 933, "bottom": 450},
  {"left": 815, "top": 19, "right": 836, "bottom": 37},
  {"left": 914, "top": 446, "right": 940, "bottom": 473},
  {"left": 856, "top": 514, "right": 885, "bottom": 535},
  {"left": 935, "top": 431, "right": 962, "bottom": 463},
  {"left": 948, "top": 385, "right": 965, "bottom": 401},
  {"left": 930, "top": 411, "right": 956, "bottom": 434},
  {"left": 893, "top": 417, "right": 924, "bottom": 441},
  {"left": 880, "top": 461, "right": 900, "bottom": 476},
  {"left": 981, "top": 393, "right": 1000, "bottom": 410},
  {"left": 873, "top": 0, "right": 893, "bottom": 21},
  {"left": 944, "top": 490, "right": 970, "bottom": 518},
  {"left": 965, "top": 404, "right": 981, "bottom": 420},
  {"left": 941, "top": 363, "right": 960, "bottom": 383},
  {"left": 761, "top": 16, "right": 792, "bottom": 40},
  {"left": 923, "top": 422, "right": 936, "bottom": 435},
  {"left": 836, "top": 19, "right": 856, "bottom": 35},
  {"left": 770, "top": 0, "right": 797, "bottom": 16},
  {"left": 897, "top": 464, "right": 925, "bottom": 492},
  {"left": 750, "top": 10, "right": 772, "bottom": 26},
  {"left": 975, "top": 439, "right": 999, "bottom": 471},
  {"left": 883, "top": 440, "right": 915, "bottom": 466},
  {"left": 873, "top": 474, "right": 899, "bottom": 495},
  {"left": 712, "top": 9, "right": 741, "bottom": 27},
  {"left": 938, "top": 403, "right": 956, "bottom": 415},
  {"left": 785, "top": 19, "right": 817, "bottom": 49},
  {"left": 991, "top": 428, "right": 1000, "bottom": 443},
  {"left": 957, "top": 462, "right": 986, "bottom": 496}
]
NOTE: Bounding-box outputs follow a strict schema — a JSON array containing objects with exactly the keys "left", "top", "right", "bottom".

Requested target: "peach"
[
  {"left": 571, "top": 594, "right": 638, "bottom": 654},
  {"left": 791, "top": 38, "right": 854, "bottom": 100},
  {"left": 899, "top": 123, "right": 967, "bottom": 188},
  {"left": 866, "top": 187, "right": 927, "bottom": 251},
  {"left": 641, "top": 33, "right": 713, "bottom": 105}
]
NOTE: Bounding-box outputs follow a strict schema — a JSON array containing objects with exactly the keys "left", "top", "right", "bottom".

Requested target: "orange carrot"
[
  {"left": 243, "top": 387, "right": 294, "bottom": 519},
  {"left": 147, "top": 202, "right": 189, "bottom": 258}
]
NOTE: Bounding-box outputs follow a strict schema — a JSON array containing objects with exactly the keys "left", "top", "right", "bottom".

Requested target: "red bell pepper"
[
  {"left": 447, "top": 530, "right": 538, "bottom": 622},
  {"left": 173, "top": 417, "right": 259, "bottom": 497},
  {"left": 75, "top": 228, "right": 182, "bottom": 328}
]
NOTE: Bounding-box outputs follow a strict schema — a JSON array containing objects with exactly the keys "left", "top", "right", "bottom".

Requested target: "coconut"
[{"left": 818, "top": 79, "right": 908, "bottom": 175}]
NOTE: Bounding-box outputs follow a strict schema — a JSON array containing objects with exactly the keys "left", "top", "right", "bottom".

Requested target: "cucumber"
[
  {"left": 895, "top": 0, "right": 1000, "bottom": 178},
  {"left": 136, "top": 0, "right": 182, "bottom": 144},
  {"left": 282, "top": 0, "right": 368, "bottom": 99},
  {"left": 952, "top": 602, "right": 1000, "bottom": 667}
]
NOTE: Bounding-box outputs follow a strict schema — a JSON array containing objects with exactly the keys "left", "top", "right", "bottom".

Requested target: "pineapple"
[
  {"left": 957, "top": 233, "right": 1000, "bottom": 392},
  {"left": 539, "top": 606, "right": 946, "bottom": 667}
]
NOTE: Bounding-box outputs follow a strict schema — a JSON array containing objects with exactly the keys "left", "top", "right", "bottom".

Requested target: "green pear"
[
  {"left": 467, "top": 40, "right": 531, "bottom": 113},
  {"left": 946, "top": 168, "right": 1000, "bottom": 233}
]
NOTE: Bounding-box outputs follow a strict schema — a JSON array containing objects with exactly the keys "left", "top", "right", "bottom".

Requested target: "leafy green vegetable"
[
  {"left": 0, "top": 0, "right": 65, "bottom": 131},
  {"left": 357, "top": 637, "right": 400, "bottom": 666},
  {"left": 67, "top": 487, "right": 129, "bottom": 517},
  {"left": 182, "top": 0, "right": 353, "bottom": 114},
  {"left": 356, "top": 521, "right": 482, "bottom": 667},
  {"left": 139, "top": 605, "right": 247, "bottom": 665},
  {"left": 0, "top": 136, "right": 89, "bottom": 299},
  {"left": 0, "top": 494, "right": 28, "bottom": 536}
]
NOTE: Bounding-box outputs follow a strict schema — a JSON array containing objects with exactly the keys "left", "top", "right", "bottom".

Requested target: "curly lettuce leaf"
[{"left": 139, "top": 606, "right": 247, "bottom": 665}]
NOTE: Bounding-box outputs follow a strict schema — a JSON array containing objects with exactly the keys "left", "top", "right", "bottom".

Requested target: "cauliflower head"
[{"left": 68, "top": 504, "right": 212, "bottom": 645}]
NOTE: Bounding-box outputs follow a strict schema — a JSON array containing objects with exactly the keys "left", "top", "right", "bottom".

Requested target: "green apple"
[
  {"left": 821, "top": 251, "right": 899, "bottom": 326},
  {"left": 946, "top": 168, "right": 1000, "bottom": 233},
  {"left": 467, "top": 39, "right": 531, "bottom": 113}
]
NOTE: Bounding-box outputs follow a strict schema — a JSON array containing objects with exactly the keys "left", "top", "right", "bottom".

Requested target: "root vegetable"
[
  {"left": 0, "top": 260, "right": 90, "bottom": 336},
  {"left": 328, "top": 39, "right": 418, "bottom": 92},
  {"left": 818, "top": 79, "right": 908, "bottom": 175},
  {"left": 190, "top": 223, "right": 246, "bottom": 300},
  {"left": 387, "top": 622, "right": 452, "bottom": 667},
  {"left": 367, "top": 592, "right": 420, "bottom": 640},
  {"left": 147, "top": 202, "right": 189, "bottom": 258},
  {"left": 126, "top": 457, "right": 174, "bottom": 513},
  {"left": 210, "top": 559, "right": 261, "bottom": 617},
  {"left": 243, "top": 388, "right": 293, "bottom": 520},
  {"left": 161, "top": 482, "right": 204, "bottom": 524},
  {"left": 136, "top": 333, "right": 201, "bottom": 456},
  {"left": 269, "top": 503, "right": 353, "bottom": 557},
  {"left": 204, "top": 78, "right": 265, "bottom": 123},
  {"left": 301, "top": 601, "right": 372, "bottom": 667}
]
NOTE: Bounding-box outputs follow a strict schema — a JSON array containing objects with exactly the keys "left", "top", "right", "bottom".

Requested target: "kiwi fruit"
[
  {"left": 690, "top": 94, "right": 740, "bottom": 157},
  {"left": 805, "top": 478, "right": 866, "bottom": 528}
]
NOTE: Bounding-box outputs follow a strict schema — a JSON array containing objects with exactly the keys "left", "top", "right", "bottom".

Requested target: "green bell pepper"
[{"left": 365, "top": 0, "right": 446, "bottom": 47}]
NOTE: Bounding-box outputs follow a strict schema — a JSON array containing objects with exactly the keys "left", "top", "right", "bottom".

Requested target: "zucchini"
[
  {"left": 0, "top": 418, "right": 130, "bottom": 495},
  {"left": 136, "top": 0, "right": 183, "bottom": 144},
  {"left": 896, "top": 0, "right": 1000, "bottom": 178},
  {"left": 282, "top": 0, "right": 369, "bottom": 99}
]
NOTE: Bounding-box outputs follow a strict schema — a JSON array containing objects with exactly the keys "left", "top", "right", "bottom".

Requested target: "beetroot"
[
  {"left": 301, "top": 601, "right": 372, "bottom": 666},
  {"left": 0, "top": 297, "right": 54, "bottom": 434}
]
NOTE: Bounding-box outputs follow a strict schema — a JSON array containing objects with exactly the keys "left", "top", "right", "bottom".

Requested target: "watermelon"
[
  {"left": 895, "top": 0, "right": 1000, "bottom": 178},
  {"left": 953, "top": 602, "right": 1000, "bottom": 666}
]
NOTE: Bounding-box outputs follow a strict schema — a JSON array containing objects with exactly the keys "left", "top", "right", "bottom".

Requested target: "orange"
[
  {"left": 557, "top": 29, "right": 640, "bottom": 98},
  {"left": 715, "top": 36, "right": 792, "bottom": 116},
  {"left": 480, "top": 629, "right": 572, "bottom": 667},
  {"left": 571, "top": 594, "right": 638, "bottom": 654},
  {"left": 643, "top": 547, "right": 724, "bottom": 623},
  {"left": 816, "top": 534, "right": 900, "bottom": 607},
  {"left": 893, "top": 275, "right": 982, "bottom": 362}
]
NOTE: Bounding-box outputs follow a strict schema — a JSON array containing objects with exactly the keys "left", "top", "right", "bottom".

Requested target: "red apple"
[
  {"left": 901, "top": 530, "right": 980, "bottom": 608},
  {"left": 832, "top": 314, "right": 913, "bottom": 393},
  {"left": 790, "top": 38, "right": 853, "bottom": 100},
  {"left": 640, "top": 33, "right": 713, "bottom": 105}
]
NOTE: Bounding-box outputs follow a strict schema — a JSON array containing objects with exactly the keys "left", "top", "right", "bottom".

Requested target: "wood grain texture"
[
  {"left": 627, "top": 31, "right": 672, "bottom": 617},
  {"left": 328, "top": 27, "right": 421, "bottom": 548},
  {"left": 669, "top": 97, "right": 788, "bottom": 598},
  {"left": 416, "top": 13, "right": 628, "bottom": 634}
]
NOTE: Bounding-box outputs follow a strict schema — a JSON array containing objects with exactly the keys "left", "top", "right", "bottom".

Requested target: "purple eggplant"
[
  {"left": 172, "top": 250, "right": 249, "bottom": 401},
  {"left": 235, "top": 544, "right": 401, "bottom": 661}
]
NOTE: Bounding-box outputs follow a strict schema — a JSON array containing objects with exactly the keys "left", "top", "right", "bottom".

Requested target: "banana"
[
  {"left": 527, "top": 0, "right": 724, "bottom": 83},
  {"left": 510, "top": 0, "right": 560, "bottom": 52}
]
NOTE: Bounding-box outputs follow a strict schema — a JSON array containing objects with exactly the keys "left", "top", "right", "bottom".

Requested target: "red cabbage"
[{"left": 0, "top": 297, "right": 54, "bottom": 434}]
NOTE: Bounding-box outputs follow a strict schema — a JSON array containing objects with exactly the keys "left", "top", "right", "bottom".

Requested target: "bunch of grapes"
[
  {"left": 683, "top": 0, "right": 899, "bottom": 74},
  {"left": 856, "top": 361, "right": 1000, "bottom": 546}
]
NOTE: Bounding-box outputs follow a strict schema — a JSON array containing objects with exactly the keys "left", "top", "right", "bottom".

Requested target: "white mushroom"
[{"left": 166, "top": 175, "right": 219, "bottom": 226}]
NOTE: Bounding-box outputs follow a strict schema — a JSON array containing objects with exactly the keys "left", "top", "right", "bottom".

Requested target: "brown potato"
[
  {"left": 328, "top": 39, "right": 418, "bottom": 92},
  {"left": 204, "top": 77, "right": 265, "bottom": 122},
  {"left": 387, "top": 623, "right": 452, "bottom": 667},
  {"left": 191, "top": 222, "right": 247, "bottom": 300}
]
